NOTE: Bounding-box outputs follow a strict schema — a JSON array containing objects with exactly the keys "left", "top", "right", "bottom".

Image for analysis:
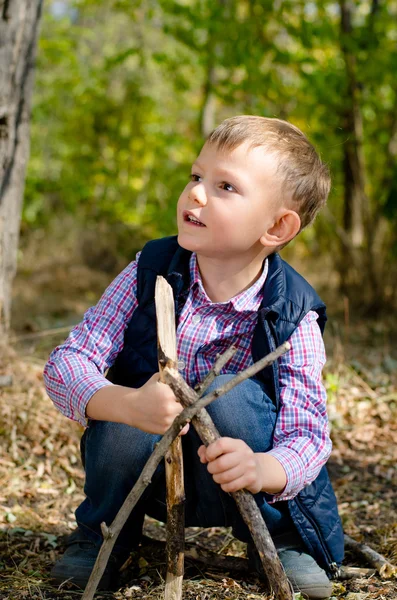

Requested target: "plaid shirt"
[{"left": 44, "top": 252, "right": 331, "bottom": 501}]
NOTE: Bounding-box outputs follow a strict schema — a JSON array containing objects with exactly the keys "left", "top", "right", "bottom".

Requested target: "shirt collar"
[{"left": 188, "top": 253, "right": 268, "bottom": 312}]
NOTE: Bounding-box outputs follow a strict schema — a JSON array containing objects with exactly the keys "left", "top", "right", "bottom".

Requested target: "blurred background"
[{"left": 12, "top": 0, "right": 397, "bottom": 351}]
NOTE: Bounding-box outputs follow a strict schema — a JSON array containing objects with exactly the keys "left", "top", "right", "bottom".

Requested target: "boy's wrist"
[
  {"left": 255, "top": 452, "right": 287, "bottom": 495},
  {"left": 86, "top": 384, "right": 140, "bottom": 425}
]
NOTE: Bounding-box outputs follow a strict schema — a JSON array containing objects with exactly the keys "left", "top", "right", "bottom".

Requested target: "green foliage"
[{"left": 25, "top": 0, "right": 397, "bottom": 308}]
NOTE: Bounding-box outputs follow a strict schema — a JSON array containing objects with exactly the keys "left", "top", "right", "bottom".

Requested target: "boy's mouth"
[{"left": 183, "top": 211, "right": 206, "bottom": 227}]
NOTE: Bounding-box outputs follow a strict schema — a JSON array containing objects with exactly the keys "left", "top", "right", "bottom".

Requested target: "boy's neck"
[{"left": 196, "top": 251, "right": 270, "bottom": 303}]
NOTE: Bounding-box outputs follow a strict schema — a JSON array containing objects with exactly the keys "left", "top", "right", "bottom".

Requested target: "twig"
[
  {"left": 155, "top": 276, "right": 184, "bottom": 600},
  {"left": 346, "top": 364, "right": 377, "bottom": 399},
  {"left": 344, "top": 534, "right": 397, "bottom": 579},
  {"left": 164, "top": 342, "right": 293, "bottom": 600},
  {"left": 9, "top": 324, "right": 75, "bottom": 343},
  {"left": 339, "top": 566, "right": 376, "bottom": 580},
  {"left": 194, "top": 346, "right": 238, "bottom": 397},
  {"left": 141, "top": 535, "right": 250, "bottom": 575}
]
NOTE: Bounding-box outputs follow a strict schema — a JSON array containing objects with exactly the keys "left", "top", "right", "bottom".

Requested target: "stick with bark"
[
  {"left": 344, "top": 534, "right": 397, "bottom": 579},
  {"left": 164, "top": 346, "right": 294, "bottom": 600},
  {"left": 155, "top": 277, "right": 185, "bottom": 600}
]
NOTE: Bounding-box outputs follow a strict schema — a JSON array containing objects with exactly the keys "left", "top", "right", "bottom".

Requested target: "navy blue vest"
[{"left": 109, "top": 236, "right": 344, "bottom": 575}]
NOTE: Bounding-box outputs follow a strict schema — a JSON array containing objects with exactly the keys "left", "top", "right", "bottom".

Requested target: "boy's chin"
[{"left": 177, "top": 233, "right": 200, "bottom": 252}]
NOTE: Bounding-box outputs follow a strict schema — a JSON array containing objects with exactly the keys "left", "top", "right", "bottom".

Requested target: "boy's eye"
[
  {"left": 221, "top": 182, "right": 236, "bottom": 192},
  {"left": 191, "top": 173, "right": 202, "bottom": 182}
]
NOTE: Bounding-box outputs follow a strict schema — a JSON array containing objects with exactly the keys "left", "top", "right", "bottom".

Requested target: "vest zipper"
[{"left": 294, "top": 496, "right": 340, "bottom": 578}]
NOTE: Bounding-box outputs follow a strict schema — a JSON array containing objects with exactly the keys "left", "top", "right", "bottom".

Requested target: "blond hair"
[{"left": 207, "top": 115, "right": 330, "bottom": 231}]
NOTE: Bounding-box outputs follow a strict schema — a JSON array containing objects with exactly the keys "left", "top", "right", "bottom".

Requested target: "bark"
[
  {"left": 155, "top": 276, "right": 185, "bottom": 600},
  {"left": 339, "top": 0, "right": 368, "bottom": 249},
  {"left": 0, "top": 0, "right": 43, "bottom": 337},
  {"left": 338, "top": 0, "right": 386, "bottom": 306}
]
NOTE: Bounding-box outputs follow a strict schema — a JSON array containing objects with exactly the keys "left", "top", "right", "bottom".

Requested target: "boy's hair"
[{"left": 207, "top": 115, "right": 330, "bottom": 231}]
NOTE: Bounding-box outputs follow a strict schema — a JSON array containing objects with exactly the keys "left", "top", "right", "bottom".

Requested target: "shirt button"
[
  {"left": 192, "top": 314, "right": 201, "bottom": 324},
  {"left": 178, "top": 360, "right": 186, "bottom": 370}
]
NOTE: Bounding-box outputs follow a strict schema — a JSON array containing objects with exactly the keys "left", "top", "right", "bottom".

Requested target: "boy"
[{"left": 44, "top": 116, "right": 344, "bottom": 599}]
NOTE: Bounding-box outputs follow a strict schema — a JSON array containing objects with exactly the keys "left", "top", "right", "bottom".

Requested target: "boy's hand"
[
  {"left": 87, "top": 374, "right": 189, "bottom": 435},
  {"left": 198, "top": 437, "right": 263, "bottom": 494},
  {"left": 132, "top": 373, "right": 189, "bottom": 435}
]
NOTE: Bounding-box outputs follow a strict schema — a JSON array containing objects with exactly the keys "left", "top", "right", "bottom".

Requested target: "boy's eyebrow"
[
  {"left": 215, "top": 168, "right": 246, "bottom": 188},
  {"left": 192, "top": 162, "right": 245, "bottom": 187}
]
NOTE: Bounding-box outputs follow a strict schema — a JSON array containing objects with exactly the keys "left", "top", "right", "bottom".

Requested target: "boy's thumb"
[{"left": 179, "top": 423, "right": 190, "bottom": 436}]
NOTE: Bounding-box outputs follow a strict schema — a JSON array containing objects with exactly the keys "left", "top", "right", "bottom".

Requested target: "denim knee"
[
  {"left": 82, "top": 420, "right": 162, "bottom": 485},
  {"left": 204, "top": 375, "right": 277, "bottom": 453}
]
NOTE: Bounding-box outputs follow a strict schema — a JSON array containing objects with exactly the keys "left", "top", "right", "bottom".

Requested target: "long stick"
[
  {"left": 164, "top": 346, "right": 293, "bottom": 600},
  {"left": 155, "top": 277, "right": 184, "bottom": 600}
]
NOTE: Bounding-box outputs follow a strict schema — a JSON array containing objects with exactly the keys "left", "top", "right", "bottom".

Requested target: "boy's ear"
[{"left": 260, "top": 209, "right": 301, "bottom": 249}]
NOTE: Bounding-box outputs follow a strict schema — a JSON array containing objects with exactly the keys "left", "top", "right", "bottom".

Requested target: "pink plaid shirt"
[{"left": 44, "top": 252, "right": 331, "bottom": 501}]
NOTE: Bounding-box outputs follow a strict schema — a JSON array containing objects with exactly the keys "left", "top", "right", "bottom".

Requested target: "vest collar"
[
  {"left": 260, "top": 253, "right": 285, "bottom": 316},
  {"left": 165, "top": 242, "right": 283, "bottom": 313}
]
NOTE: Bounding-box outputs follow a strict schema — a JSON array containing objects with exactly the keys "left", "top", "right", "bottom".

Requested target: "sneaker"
[
  {"left": 51, "top": 528, "right": 128, "bottom": 590},
  {"left": 247, "top": 542, "right": 333, "bottom": 600}
]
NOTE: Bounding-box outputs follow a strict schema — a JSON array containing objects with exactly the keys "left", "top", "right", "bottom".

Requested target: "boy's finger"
[
  {"left": 179, "top": 423, "right": 190, "bottom": 436},
  {"left": 206, "top": 452, "right": 239, "bottom": 474},
  {"left": 211, "top": 464, "right": 243, "bottom": 483},
  {"left": 220, "top": 475, "right": 248, "bottom": 494},
  {"left": 197, "top": 445, "right": 208, "bottom": 462},
  {"left": 205, "top": 437, "right": 236, "bottom": 461}
]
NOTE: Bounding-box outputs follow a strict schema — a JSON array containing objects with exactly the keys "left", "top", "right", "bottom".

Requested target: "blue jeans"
[{"left": 76, "top": 375, "right": 294, "bottom": 551}]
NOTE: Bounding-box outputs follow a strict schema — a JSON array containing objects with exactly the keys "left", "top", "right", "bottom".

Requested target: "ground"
[{"left": 1, "top": 256, "right": 397, "bottom": 599}]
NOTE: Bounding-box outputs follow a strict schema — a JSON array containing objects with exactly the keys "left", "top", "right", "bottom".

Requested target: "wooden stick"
[
  {"left": 163, "top": 347, "right": 293, "bottom": 600},
  {"left": 194, "top": 346, "right": 238, "bottom": 397},
  {"left": 155, "top": 276, "right": 184, "bottom": 600},
  {"left": 81, "top": 342, "right": 290, "bottom": 599},
  {"left": 344, "top": 534, "right": 397, "bottom": 579},
  {"left": 141, "top": 535, "right": 251, "bottom": 575},
  {"left": 339, "top": 566, "right": 376, "bottom": 580}
]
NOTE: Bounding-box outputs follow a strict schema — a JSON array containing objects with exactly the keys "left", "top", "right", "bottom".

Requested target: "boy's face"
[{"left": 177, "top": 141, "right": 286, "bottom": 261}]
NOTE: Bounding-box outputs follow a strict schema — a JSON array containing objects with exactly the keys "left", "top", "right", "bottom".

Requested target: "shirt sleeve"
[
  {"left": 43, "top": 254, "right": 141, "bottom": 426},
  {"left": 267, "top": 310, "right": 332, "bottom": 501}
]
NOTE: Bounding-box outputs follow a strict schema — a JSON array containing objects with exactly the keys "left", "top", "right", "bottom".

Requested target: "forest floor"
[{"left": 1, "top": 256, "right": 397, "bottom": 600}]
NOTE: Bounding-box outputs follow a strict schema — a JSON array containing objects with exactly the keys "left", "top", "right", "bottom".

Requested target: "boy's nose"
[{"left": 188, "top": 183, "right": 207, "bottom": 206}]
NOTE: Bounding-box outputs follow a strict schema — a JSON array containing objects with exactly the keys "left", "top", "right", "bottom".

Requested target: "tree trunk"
[
  {"left": 339, "top": 0, "right": 368, "bottom": 249},
  {"left": 0, "top": 0, "right": 43, "bottom": 337}
]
